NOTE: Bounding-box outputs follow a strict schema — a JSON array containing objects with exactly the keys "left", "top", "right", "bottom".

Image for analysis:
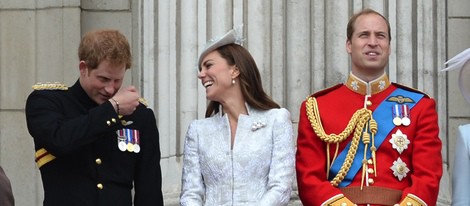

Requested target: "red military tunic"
[{"left": 296, "top": 73, "right": 442, "bottom": 206}]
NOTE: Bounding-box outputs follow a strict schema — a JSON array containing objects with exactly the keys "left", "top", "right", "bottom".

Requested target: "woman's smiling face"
[{"left": 198, "top": 50, "right": 238, "bottom": 102}]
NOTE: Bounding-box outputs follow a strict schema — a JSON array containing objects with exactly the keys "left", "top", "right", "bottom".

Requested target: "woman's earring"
[{"left": 232, "top": 79, "right": 236, "bottom": 85}]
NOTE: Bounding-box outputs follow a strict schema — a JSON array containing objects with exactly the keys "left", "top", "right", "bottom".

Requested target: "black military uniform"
[{"left": 25, "top": 80, "right": 164, "bottom": 206}]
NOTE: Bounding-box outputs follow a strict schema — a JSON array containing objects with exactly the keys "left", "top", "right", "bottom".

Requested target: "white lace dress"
[{"left": 180, "top": 106, "right": 295, "bottom": 206}]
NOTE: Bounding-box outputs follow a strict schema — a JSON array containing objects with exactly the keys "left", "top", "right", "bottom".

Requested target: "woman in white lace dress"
[{"left": 179, "top": 27, "right": 295, "bottom": 206}]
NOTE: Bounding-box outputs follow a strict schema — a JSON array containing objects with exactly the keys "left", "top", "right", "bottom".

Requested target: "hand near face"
[{"left": 110, "top": 86, "right": 140, "bottom": 116}]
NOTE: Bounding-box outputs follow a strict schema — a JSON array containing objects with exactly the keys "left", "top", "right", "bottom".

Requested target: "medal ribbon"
[
  {"left": 126, "top": 128, "right": 133, "bottom": 144},
  {"left": 393, "top": 104, "right": 402, "bottom": 119},
  {"left": 402, "top": 104, "right": 409, "bottom": 118},
  {"left": 330, "top": 88, "right": 424, "bottom": 187},
  {"left": 133, "top": 129, "right": 139, "bottom": 145}
]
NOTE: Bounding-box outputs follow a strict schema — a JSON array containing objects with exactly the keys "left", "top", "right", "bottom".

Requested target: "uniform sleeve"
[
  {"left": 296, "top": 101, "right": 344, "bottom": 206},
  {"left": 258, "top": 108, "right": 295, "bottom": 206},
  {"left": 180, "top": 121, "right": 205, "bottom": 206},
  {"left": 452, "top": 124, "right": 470, "bottom": 206},
  {"left": 25, "top": 91, "right": 122, "bottom": 155},
  {"left": 399, "top": 98, "right": 442, "bottom": 205},
  {"left": 133, "top": 108, "right": 164, "bottom": 206}
]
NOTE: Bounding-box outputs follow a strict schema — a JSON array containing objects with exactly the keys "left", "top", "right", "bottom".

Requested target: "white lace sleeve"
[
  {"left": 258, "top": 108, "right": 295, "bottom": 206},
  {"left": 180, "top": 121, "right": 205, "bottom": 206}
]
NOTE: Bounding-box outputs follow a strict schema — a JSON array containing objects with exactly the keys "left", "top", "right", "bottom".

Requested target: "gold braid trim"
[
  {"left": 323, "top": 195, "right": 356, "bottom": 206},
  {"left": 32, "top": 82, "right": 68, "bottom": 90},
  {"left": 306, "top": 97, "right": 374, "bottom": 187},
  {"left": 399, "top": 194, "right": 427, "bottom": 206}
]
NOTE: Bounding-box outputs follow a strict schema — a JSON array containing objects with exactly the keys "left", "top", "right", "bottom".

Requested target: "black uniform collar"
[{"left": 70, "top": 80, "right": 99, "bottom": 108}]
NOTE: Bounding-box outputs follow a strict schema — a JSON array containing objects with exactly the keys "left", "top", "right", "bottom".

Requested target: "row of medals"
[
  {"left": 118, "top": 135, "right": 140, "bottom": 153},
  {"left": 392, "top": 104, "right": 410, "bottom": 126}
]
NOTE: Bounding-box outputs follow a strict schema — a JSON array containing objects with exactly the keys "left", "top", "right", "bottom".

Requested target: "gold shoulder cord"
[
  {"left": 32, "top": 82, "right": 68, "bottom": 91},
  {"left": 306, "top": 97, "right": 377, "bottom": 188}
]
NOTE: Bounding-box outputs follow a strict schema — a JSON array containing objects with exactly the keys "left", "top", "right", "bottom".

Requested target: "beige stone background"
[{"left": 0, "top": 0, "right": 468, "bottom": 205}]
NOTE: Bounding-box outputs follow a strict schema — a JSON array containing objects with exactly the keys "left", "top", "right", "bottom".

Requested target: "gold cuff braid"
[
  {"left": 324, "top": 196, "right": 357, "bottom": 206},
  {"left": 399, "top": 195, "right": 426, "bottom": 206}
]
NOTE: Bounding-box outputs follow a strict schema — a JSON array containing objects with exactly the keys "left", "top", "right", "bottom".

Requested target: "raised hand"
[{"left": 109, "top": 86, "right": 140, "bottom": 116}]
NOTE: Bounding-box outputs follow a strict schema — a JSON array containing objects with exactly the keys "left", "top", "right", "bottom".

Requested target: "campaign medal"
[
  {"left": 117, "top": 128, "right": 141, "bottom": 153},
  {"left": 393, "top": 117, "right": 402, "bottom": 126},
  {"left": 389, "top": 129, "right": 410, "bottom": 154},
  {"left": 116, "top": 130, "right": 127, "bottom": 151},
  {"left": 125, "top": 129, "right": 134, "bottom": 152},
  {"left": 118, "top": 141, "right": 127, "bottom": 152},
  {"left": 133, "top": 144, "right": 140, "bottom": 153},
  {"left": 401, "top": 104, "right": 411, "bottom": 126},
  {"left": 127, "top": 143, "right": 134, "bottom": 152},
  {"left": 133, "top": 130, "right": 140, "bottom": 153},
  {"left": 392, "top": 104, "right": 402, "bottom": 126}
]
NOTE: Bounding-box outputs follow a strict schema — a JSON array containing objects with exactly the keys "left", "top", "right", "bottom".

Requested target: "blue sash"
[{"left": 328, "top": 88, "right": 424, "bottom": 187}]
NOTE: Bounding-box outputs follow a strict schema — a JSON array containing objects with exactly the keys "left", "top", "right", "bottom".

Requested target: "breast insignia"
[
  {"left": 386, "top": 95, "right": 414, "bottom": 104},
  {"left": 32, "top": 82, "right": 68, "bottom": 91}
]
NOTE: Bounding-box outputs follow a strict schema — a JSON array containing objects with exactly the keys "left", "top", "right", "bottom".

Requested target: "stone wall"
[{"left": 0, "top": 0, "right": 463, "bottom": 205}]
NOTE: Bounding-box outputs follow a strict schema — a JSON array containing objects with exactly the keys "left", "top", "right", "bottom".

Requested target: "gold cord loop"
[{"left": 306, "top": 96, "right": 377, "bottom": 187}]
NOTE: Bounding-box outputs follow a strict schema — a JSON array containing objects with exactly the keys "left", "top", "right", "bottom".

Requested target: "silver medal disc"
[
  {"left": 118, "top": 141, "right": 127, "bottom": 151},
  {"left": 133, "top": 144, "right": 140, "bottom": 153},
  {"left": 401, "top": 117, "right": 411, "bottom": 126},
  {"left": 393, "top": 117, "right": 402, "bottom": 126}
]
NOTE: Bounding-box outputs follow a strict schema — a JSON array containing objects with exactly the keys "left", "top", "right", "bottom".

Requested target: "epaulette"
[
  {"left": 138, "top": 97, "right": 149, "bottom": 107},
  {"left": 307, "top": 84, "right": 343, "bottom": 99},
  {"left": 392, "top": 83, "right": 430, "bottom": 98},
  {"left": 32, "top": 82, "right": 68, "bottom": 91}
]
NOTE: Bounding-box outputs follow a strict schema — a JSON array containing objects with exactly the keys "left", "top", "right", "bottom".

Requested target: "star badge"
[
  {"left": 390, "top": 157, "right": 410, "bottom": 181},
  {"left": 389, "top": 129, "right": 410, "bottom": 154},
  {"left": 351, "top": 81, "right": 359, "bottom": 91},
  {"left": 378, "top": 80, "right": 386, "bottom": 90}
]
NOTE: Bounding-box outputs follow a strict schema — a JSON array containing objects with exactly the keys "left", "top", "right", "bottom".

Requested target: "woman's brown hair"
[{"left": 203, "top": 44, "right": 280, "bottom": 117}]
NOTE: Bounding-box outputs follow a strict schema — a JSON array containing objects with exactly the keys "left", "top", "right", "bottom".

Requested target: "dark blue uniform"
[{"left": 25, "top": 80, "right": 163, "bottom": 206}]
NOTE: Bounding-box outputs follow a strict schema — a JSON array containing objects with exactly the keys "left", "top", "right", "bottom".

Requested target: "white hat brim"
[{"left": 197, "top": 27, "right": 243, "bottom": 67}]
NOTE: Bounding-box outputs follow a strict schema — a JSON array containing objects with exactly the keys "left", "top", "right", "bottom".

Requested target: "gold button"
[
  {"left": 366, "top": 101, "right": 372, "bottom": 106},
  {"left": 111, "top": 118, "right": 116, "bottom": 123},
  {"left": 406, "top": 202, "right": 413, "bottom": 206},
  {"left": 97, "top": 183, "right": 103, "bottom": 189},
  {"left": 95, "top": 158, "right": 102, "bottom": 165},
  {"left": 368, "top": 178, "right": 374, "bottom": 184},
  {"left": 367, "top": 159, "right": 373, "bottom": 164},
  {"left": 367, "top": 168, "right": 374, "bottom": 174},
  {"left": 106, "top": 121, "right": 111, "bottom": 126}
]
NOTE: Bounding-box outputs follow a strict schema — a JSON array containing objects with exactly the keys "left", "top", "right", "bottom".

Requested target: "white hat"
[
  {"left": 442, "top": 48, "right": 470, "bottom": 104},
  {"left": 197, "top": 25, "right": 244, "bottom": 67}
]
